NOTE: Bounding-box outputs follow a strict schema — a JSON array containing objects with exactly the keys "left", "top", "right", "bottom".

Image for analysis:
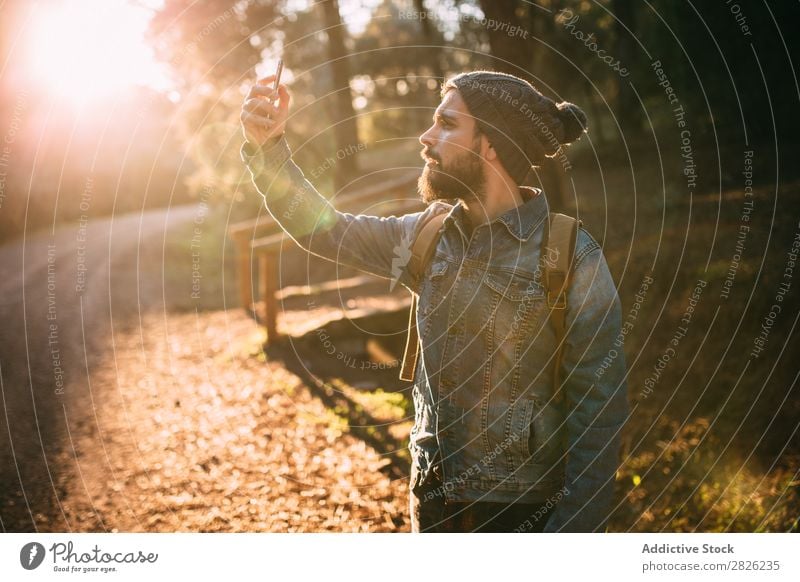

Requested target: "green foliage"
[{"left": 618, "top": 418, "right": 799, "bottom": 532}]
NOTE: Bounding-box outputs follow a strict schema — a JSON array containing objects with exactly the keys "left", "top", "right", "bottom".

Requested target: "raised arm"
[{"left": 239, "top": 76, "right": 440, "bottom": 291}]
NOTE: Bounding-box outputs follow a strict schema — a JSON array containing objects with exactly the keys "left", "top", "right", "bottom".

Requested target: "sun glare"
[{"left": 25, "top": 0, "right": 168, "bottom": 106}]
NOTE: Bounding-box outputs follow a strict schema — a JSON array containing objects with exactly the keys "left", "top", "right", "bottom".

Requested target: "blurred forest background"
[
  {"left": 0, "top": 0, "right": 798, "bottom": 532},
  {"left": 3, "top": 0, "right": 798, "bottom": 235}
]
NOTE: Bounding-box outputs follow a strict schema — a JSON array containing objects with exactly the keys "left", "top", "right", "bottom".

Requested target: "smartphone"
[
  {"left": 272, "top": 59, "right": 283, "bottom": 96},
  {"left": 265, "top": 59, "right": 283, "bottom": 122}
]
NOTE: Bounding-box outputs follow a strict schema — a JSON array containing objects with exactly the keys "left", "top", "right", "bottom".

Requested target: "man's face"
[{"left": 418, "top": 89, "right": 485, "bottom": 204}]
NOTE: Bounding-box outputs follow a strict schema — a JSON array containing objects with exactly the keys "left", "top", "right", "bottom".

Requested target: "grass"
[{"left": 570, "top": 150, "right": 800, "bottom": 531}]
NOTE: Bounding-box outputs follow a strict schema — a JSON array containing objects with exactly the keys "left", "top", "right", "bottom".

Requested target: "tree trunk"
[
  {"left": 413, "top": 0, "right": 445, "bottom": 84},
  {"left": 478, "top": 0, "right": 530, "bottom": 75},
  {"left": 613, "top": 0, "right": 640, "bottom": 134},
  {"left": 319, "top": 0, "right": 359, "bottom": 191}
]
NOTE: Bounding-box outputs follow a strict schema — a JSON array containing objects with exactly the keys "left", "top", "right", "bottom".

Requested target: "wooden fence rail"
[{"left": 229, "top": 174, "right": 422, "bottom": 344}]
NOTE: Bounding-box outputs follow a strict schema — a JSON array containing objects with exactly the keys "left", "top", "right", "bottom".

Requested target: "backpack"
[{"left": 399, "top": 211, "right": 580, "bottom": 403}]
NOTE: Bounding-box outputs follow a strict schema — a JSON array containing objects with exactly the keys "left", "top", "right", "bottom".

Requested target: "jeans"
[{"left": 410, "top": 464, "right": 553, "bottom": 533}]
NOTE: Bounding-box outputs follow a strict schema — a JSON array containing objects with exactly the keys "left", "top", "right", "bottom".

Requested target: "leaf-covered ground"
[{"left": 53, "top": 310, "right": 410, "bottom": 532}]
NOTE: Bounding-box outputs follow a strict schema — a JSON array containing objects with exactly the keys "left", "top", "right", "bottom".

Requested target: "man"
[{"left": 240, "top": 70, "right": 628, "bottom": 532}]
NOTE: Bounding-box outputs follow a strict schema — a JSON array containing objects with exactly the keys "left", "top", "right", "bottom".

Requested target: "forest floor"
[
  {"left": 2, "top": 143, "right": 798, "bottom": 532},
  {"left": 0, "top": 202, "right": 411, "bottom": 532},
  {"left": 48, "top": 309, "right": 410, "bottom": 532}
]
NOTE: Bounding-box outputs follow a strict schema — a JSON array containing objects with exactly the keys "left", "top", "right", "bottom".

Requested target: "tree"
[
  {"left": 612, "top": 0, "right": 641, "bottom": 134},
  {"left": 413, "top": 0, "right": 445, "bottom": 84},
  {"left": 318, "top": 0, "right": 360, "bottom": 191},
  {"left": 477, "top": 0, "right": 530, "bottom": 74}
]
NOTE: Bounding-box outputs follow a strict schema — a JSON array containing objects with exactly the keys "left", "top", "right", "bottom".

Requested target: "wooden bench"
[{"left": 229, "top": 173, "right": 423, "bottom": 344}]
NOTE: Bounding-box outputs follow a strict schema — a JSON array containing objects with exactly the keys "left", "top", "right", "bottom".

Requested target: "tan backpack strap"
[
  {"left": 543, "top": 212, "right": 580, "bottom": 404},
  {"left": 407, "top": 211, "right": 448, "bottom": 284},
  {"left": 399, "top": 211, "right": 448, "bottom": 382},
  {"left": 399, "top": 293, "right": 420, "bottom": 381}
]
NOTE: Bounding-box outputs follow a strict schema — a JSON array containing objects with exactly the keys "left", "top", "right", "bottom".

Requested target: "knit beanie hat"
[{"left": 446, "top": 70, "right": 588, "bottom": 184}]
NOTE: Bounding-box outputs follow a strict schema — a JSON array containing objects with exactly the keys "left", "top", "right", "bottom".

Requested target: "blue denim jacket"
[{"left": 243, "top": 137, "right": 629, "bottom": 532}]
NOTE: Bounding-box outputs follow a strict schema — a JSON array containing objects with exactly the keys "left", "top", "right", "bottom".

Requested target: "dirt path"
[{"left": 0, "top": 206, "right": 409, "bottom": 531}]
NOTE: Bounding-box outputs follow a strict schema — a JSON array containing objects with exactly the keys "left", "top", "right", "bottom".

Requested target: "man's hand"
[{"left": 241, "top": 74, "right": 291, "bottom": 146}]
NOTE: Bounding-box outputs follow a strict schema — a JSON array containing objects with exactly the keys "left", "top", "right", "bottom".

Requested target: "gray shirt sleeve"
[{"left": 241, "top": 137, "right": 444, "bottom": 292}]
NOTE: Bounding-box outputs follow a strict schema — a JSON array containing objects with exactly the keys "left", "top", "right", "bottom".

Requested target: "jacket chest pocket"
[
  {"left": 418, "top": 259, "right": 451, "bottom": 337},
  {"left": 481, "top": 270, "right": 545, "bottom": 341}
]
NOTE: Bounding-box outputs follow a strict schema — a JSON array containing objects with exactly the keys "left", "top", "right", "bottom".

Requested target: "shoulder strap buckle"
[
  {"left": 547, "top": 291, "right": 568, "bottom": 310},
  {"left": 546, "top": 269, "right": 568, "bottom": 309}
]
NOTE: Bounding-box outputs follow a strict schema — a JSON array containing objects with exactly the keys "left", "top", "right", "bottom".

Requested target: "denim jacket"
[{"left": 242, "top": 137, "right": 629, "bottom": 532}]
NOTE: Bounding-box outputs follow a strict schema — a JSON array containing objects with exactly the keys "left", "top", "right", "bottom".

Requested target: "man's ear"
[{"left": 482, "top": 134, "right": 497, "bottom": 161}]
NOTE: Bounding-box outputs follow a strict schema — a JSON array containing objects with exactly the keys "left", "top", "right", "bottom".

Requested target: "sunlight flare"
[{"left": 24, "top": 0, "right": 168, "bottom": 105}]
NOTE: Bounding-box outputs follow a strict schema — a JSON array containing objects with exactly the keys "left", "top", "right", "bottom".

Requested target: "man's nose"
[{"left": 419, "top": 124, "right": 435, "bottom": 148}]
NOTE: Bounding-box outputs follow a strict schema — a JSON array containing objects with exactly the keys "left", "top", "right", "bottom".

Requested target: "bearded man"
[{"left": 240, "top": 70, "right": 629, "bottom": 533}]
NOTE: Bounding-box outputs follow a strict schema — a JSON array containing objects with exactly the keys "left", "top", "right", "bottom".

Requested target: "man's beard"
[{"left": 418, "top": 142, "right": 486, "bottom": 205}]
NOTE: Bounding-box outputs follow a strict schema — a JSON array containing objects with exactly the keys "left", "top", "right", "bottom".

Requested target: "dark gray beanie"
[{"left": 446, "top": 70, "right": 588, "bottom": 184}]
